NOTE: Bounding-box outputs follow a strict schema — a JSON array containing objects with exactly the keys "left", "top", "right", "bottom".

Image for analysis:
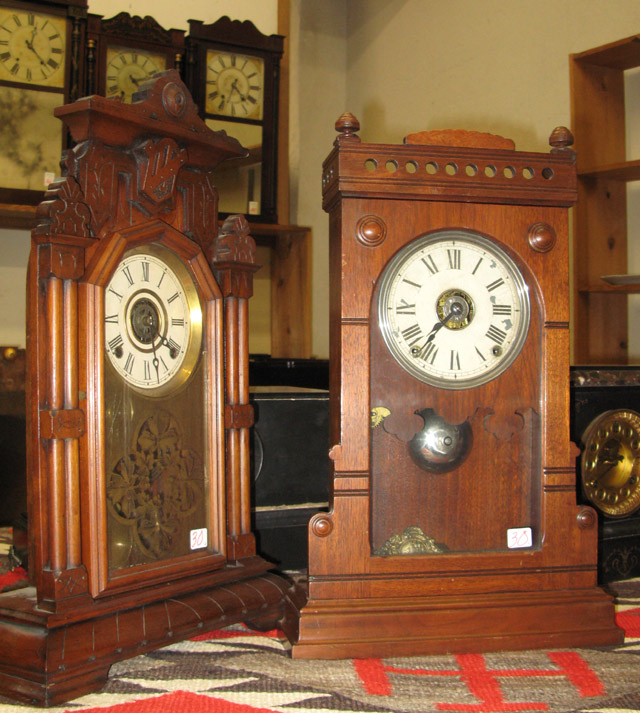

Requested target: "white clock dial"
[
  {"left": 378, "top": 230, "right": 530, "bottom": 389},
  {"left": 205, "top": 50, "right": 264, "bottom": 120},
  {"left": 104, "top": 245, "right": 202, "bottom": 394}
]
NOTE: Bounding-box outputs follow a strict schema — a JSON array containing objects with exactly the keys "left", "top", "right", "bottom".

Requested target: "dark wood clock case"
[
  {"left": 571, "top": 366, "right": 640, "bottom": 582},
  {"left": 282, "top": 116, "right": 623, "bottom": 658},
  {"left": 0, "top": 71, "right": 287, "bottom": 706}
]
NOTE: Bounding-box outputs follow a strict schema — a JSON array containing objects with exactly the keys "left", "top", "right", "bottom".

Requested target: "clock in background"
[
  {"left": 571, "top": 366, "right": 640, "bottom": 582},
  {"left": 0, "top": 0, "right": 87, "bottom": 204},
  {"left": 186, "top": 17, "right": 283, "bottom": 224},
  {"left": 86, "top": 11, "right": 184, "bottom": 103}
]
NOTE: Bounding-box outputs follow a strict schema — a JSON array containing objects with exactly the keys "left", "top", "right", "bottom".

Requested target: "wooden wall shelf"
[{"left": 570, "top": 34, "right": 640, "bottom": 364}]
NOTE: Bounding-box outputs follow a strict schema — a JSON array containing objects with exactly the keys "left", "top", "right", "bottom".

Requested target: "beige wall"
[{"left": 3, "top": 1, "right": 640, "bottom": 359}]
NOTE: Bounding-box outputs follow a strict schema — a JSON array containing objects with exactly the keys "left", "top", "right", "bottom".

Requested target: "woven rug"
[{"left": 1, "top": 528, "right": 639, "bottom": 713}]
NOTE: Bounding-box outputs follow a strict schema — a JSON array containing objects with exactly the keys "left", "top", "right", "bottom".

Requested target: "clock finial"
[
  {"left": 335, "top": 112, "right": 361, "bottom": 145},
  {"left": 549, "top": 126, "right": 575, "bottom": 153}
]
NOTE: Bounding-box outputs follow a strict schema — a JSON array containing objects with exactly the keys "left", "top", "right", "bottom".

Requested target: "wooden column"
[{"left": 212, "top": 215, "right": 260, "bottom": 561}]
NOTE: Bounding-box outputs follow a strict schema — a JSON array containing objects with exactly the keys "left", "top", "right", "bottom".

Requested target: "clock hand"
[
  {"left": 423, "top": 302, "right": 462, "bottom": 346},
  {"left": 157, "top": 332, "right": 179, "bottom": 359},
  {"left": 25, "top": 32, "right": 47, "bottom": 66},
  {"left": 150, "top": 335, "right": 161, "bottom": 384}
]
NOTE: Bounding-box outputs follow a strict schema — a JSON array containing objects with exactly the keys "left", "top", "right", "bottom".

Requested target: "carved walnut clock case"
[
  {"left": 0, "top": 71, "right": 287, "bottom": 706},
  {"left": 282, "top": 115, "right": 622, "bottom": 658}
]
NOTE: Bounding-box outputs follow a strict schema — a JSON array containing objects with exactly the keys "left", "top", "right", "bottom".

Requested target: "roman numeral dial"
[
  {"left": 205, "top": 50, "right": 264, "bottom": 120},
  {"left": 104, "top": 245, "right": 203, "bottom": 394},
  {"left": 378, "top": 229, "right": 530, "bottom": 389},
  {"left": 0, "top": 8, "right": 66, "bottom": 88},
  {"left": 105, "top": 46, "right": 167, "bottom": 102}
]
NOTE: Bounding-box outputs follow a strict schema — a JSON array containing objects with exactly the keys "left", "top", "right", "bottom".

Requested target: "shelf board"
[
  {"left": 579, "top": 282, "right": 640, "bottom": 294},
  {"left": 0, "top": 204, "right": 37, "bottom": 230},
  {"left": 578, "top": 159, "right": 640, "bottom": 182},
  {"left": 572, "top": 34, "right": 640, "bottom": 70}
]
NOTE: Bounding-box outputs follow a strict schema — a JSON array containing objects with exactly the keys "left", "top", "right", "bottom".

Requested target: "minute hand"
[{"left": 417, "top": 304, "right": 459, "bottom": 357}]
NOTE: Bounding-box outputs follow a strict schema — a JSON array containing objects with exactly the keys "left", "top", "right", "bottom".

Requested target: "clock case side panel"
[
  {"left": 79, "top": 221, "right": 227, "bottom": 598},
  {"left": 185, "top": 18, "right": 284, "bottom": 224}
]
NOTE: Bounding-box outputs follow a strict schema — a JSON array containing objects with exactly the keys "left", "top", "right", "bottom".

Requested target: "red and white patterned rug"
[{"left": 1, "top": 528, "right": 639, "bottom": 713}]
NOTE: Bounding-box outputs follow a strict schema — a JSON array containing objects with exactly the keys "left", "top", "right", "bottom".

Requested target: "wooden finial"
[
  {"left": 335, "top": 112, "right": 361, "bottom": 145},
  {"left": 549, "top": 126, "right": 575, "bottom": 154}
]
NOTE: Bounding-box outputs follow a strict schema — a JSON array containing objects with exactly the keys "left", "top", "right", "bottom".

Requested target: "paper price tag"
[
  {"left": 190, "top": 528, "right": 207, "bottom": 550},
  {"left": 507, "top": 527, "right": 532, "bottom": 549}
]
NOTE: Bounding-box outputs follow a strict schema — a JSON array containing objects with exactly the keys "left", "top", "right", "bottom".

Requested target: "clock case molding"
[
  {"left": 281, "top": 116, "right": 623, "bottom": 658},
  {"left": 0, "top": 71, "right": 288, "bottom": 706}
]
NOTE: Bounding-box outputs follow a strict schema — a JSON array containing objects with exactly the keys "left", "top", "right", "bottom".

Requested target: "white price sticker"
[
  {"left": 507, "top": 527, "right": 532, "bottom": 549},
  {"left": 190, "top": 528, "right": 207, "bottom": 550}
]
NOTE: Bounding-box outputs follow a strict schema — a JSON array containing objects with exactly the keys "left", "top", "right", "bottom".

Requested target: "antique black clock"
[
  {"left": 85, "top": 11, "right": 185, "bottom": 102},
  {"left": 186, "top": 16, "right": 283, "bottom": 223},
  {"left": 0, "top": 71, "right": 288, "bottom": 706},
  {"left": 571, "top": 366, "right": 640, "bottom": 581},
  {"left": 282, "top": 116, "right": 622, "bottom": 658},
  {"left": 0, "top": 0, "right": 86, "bottom": 204}
]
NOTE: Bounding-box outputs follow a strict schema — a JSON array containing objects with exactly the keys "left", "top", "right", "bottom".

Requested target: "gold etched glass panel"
[{"left": 103, "top": 244, "right": 209, "bottom": 571}]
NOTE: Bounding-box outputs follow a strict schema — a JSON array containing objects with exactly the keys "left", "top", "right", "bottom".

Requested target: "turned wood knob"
[
  {"left": 335, "top": 112, "right": 361, "bottom": 144},
  {"left": 549, "top": 126, "right": 574, "bottom": 153}
]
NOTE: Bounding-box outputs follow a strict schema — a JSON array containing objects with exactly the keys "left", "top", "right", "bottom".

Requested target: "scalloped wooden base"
[{"left": 0, "top": 565, "right": 288, "bottom": 707}]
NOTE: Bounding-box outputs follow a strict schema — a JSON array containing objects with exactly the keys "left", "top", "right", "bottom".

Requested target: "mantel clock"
[
  {"left": 186, "top": 16, "right": 283, "bottom": 223},
  {"left": 571, "top": 366, "right": 640, "bottom": 582},
  {"left": 282, "top": 115, "right": 623, "bottom": 657},
  {"left": 0, "top": 0, "right": 87, "bottom": 205},
  {"left": 0, "top": 71, "right": 288, "bottom": 706}
]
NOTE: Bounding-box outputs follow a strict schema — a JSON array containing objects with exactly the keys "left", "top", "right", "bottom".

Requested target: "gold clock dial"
[
  {"left": 377, "top": 229, "right": 530, "bottom": 389},
  {"left": 581, "top": 409, "right": 640, "bottom": 518},
  {"left": 0, "top": 8, "right": 66, "bottom": 88},
  {"left": 104, "top": 244, "right": 202, "bottom": 395},
  {"left": 205, "top": 50, "right": 264, "bottom": 120},
  {"left": 105, "top": 46, "right": 167, "bottom": 102}
]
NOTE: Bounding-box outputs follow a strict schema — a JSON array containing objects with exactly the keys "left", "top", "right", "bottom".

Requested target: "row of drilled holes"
[{"left": 364, "top": 158, "right": 554, "bottom": 181}]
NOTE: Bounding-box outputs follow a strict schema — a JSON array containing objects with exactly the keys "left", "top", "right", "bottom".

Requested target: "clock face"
[
  {"left": 104, "top": 244, "right": 202, "bottom": 394},
  {"left": 377, "top": 229, "right": 530, "bottom": 390},
  {"left": 106, "top": 46, "right": 167, "bottom": 102},
  {"left": 581, "top": 409, "right": 640, "bottom": 518},
  {"left": 0, "top": 8, "right": 66, "bottom": 88},
  {"left": 205, "top": 50, "right": 264, "bottom": 120}
]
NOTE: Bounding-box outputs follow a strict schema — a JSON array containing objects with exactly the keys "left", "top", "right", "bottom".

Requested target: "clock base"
[
  {"left": 0, "top": 563, "right": 288, "bottom": 707},
  {"left": 284, "top": 585, "right": 623, "bottom": 659}
]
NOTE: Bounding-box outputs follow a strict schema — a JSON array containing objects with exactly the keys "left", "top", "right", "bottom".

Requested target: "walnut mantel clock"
[
  {"left": 282, "top": 116, "right": 623, "bottom": 657},
  {"left": 0, "top": 71, "right": 288, "bottom": 706}
]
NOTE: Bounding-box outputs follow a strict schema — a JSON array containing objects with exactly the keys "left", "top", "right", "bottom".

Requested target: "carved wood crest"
[{"left": 34, "top": 71, "right": 247, "bottom": 256}]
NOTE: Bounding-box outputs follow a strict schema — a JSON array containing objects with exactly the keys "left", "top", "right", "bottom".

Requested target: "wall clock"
[
  {"left": 86, "top": 11, "right": 184, "bottom": 102},
  {"left": 0, "top": 0, "right": 86, "bottom": 205},
  {"left": 186, "top": 17, "right": 283, "bottom": 223},
  {"left": 571, "top": 366, "right": 640, "bottom": 582},
  {"left": 282, "top": 115, "right": 622, "bottom": 657},
  {"left": 0, "top": 71, "right": 288, "bottom": 706}
]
